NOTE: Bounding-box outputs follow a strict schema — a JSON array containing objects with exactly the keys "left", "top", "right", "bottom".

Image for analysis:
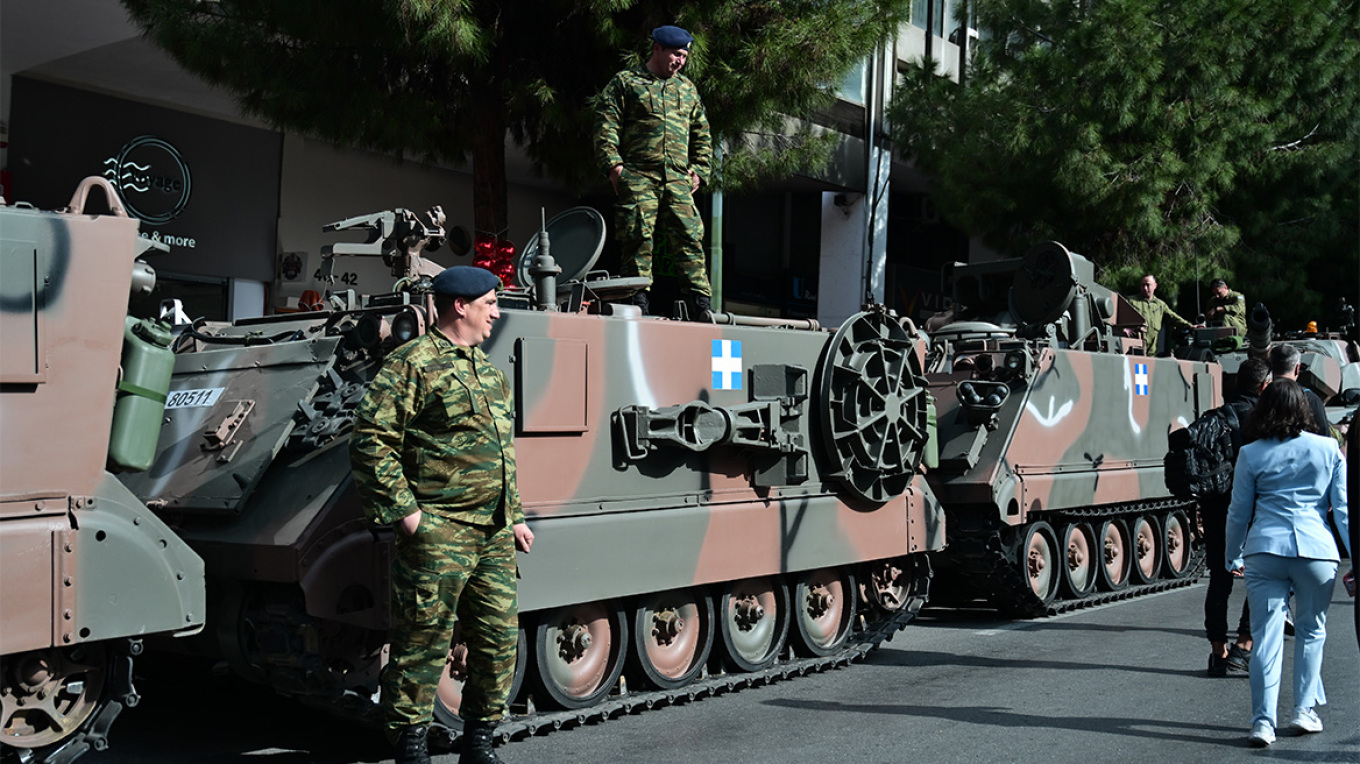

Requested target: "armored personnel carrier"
[
  {"left": 1, "top": 180, "right": 206, "bottom": 763},
  {"left": 115, "top": 205, "right": 945, "bottom": 738},
  {"left": 922, "top": 242, "right": 1219, "bottom": 616}
]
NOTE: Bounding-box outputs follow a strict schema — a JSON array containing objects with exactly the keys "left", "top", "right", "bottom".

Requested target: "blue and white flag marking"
[
  {"left": 1134, "top": 362, "right": 1149, "bottom": 396},
  {"left": 712, "top": 339, "right": 743, "bottom": 390}
]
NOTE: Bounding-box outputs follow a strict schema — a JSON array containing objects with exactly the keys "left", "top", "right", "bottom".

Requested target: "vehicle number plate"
[{"left": 165, "top": 387, "right": 226, "bottom": 409}]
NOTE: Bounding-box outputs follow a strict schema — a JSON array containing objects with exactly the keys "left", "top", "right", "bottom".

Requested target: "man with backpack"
[{"left": 1200, "top": 358, "right": 1271, "bottom": 676}]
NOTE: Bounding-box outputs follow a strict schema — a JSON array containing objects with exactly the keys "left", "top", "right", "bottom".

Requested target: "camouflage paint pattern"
[
  {"left": 1, "top": 180, "right": 205, "bottom": 757},
  {"left": 612, "top": 173, "right": 710, "bottom": 297},
  {"left": 595, "top": 64, "right": 712, "bottom": 296},
  {"left": 384, "top": 516, "right": 517, "bottom": 733},
  {"left": 113, "top": 204, "right": 943, "bottom": 723}
]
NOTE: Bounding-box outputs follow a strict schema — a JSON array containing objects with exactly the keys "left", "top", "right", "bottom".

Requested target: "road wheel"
[
  {"left": 1020, "top": 521, "right": 1059, "bottom": 606},
  {"left": 626, "top": 589, "right": 713, "bottom": 690},
  {"left": 717, "top": 577, "right": 789, "bottom": 672},
  {"left": 791, "top": 568, "right": 858, "bottom": 657},
  {"left": 1161, "top": 509, "right": 1193, "bottom": 579},
  {"left": 1129, "top": 514, "right": 1162, "bottom": 585},
  {"left": 1096, "top": 519, "right": 1131, "bottom": 591},
  {"left": 532, "top": 601, "right": 627, "bottom": 709},
  {"left": 1059, "top": 522, "right": 1098, "bottom": 598}
]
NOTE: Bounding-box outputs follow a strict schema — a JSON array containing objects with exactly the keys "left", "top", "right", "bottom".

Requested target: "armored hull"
[
  {"left": 923, "top": 243, "right": 1219, "bottom": 615},
  {"left": 0, "top": 181, "right": 206, "bottom": 763},
  {"left": 116, "top": 209, "right": 945, "bottom": 734}
]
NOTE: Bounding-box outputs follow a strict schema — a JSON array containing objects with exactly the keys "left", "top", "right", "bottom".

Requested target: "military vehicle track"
[
  {"left": 941, "top": 499, "right": 1206, "bottom": 618},
  {"left": 433, "top": 596, "right": 925, "bottom": 748}
]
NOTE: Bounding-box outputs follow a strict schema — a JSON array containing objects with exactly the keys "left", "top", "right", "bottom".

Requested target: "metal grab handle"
[{"left": 64, "top": 176, "right": 129, "bottom": 217}]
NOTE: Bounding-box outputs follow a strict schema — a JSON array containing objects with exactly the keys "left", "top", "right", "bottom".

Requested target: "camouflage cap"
[
  {"left": 432, "top": 266, "right": 499, "bottom": 298},
  {"left": 652, "top": 25, "right": 694, "bottom": 49}
]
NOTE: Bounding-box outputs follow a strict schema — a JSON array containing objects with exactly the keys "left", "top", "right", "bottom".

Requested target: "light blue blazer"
[{"left": 1225, "top": 432, "right": 1350, "bottom": 571}]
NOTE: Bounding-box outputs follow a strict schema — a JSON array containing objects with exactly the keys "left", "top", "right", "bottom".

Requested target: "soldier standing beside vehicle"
[
  {"left": 594, "top": 24, "right": 713, "bottom": 320},
  {"left": 350, "top": 266, "right": 534, "bottom": 764},
  {"left": 1127, "top": 274, "right": 1194, "bottom": 356},
  {"left": 1205, "top": 278, "right": 1248, "bottom": 335}
]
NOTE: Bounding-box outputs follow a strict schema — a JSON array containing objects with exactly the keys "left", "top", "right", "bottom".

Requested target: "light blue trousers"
[{"left": 1243, "top": 553, "right": 1338, "bottom": 727}]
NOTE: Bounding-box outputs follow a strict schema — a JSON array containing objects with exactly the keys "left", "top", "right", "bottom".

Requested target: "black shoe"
[
  {"left": 1225, "top": 645, "right": 1251, "bottom": 674},
  {"left": 631, "top": 290, "right": 650, "bottom": 315},
  {"left": 460, "top": 720, "right": 506, "bottom": 764},
  {"left": 395, "top": 725, "right": 432, "bottom": 764},
  {"left": 1206, "top": 653, "right": 1229, "bottom": 677},
  {"left": 1284, "top": 616, "right": 1295, "bottom": 637},
  {"left": 691, "top": 294, "right": 712, "bottom": 322}
]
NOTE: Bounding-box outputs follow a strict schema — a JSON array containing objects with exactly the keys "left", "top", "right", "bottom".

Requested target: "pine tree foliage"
[
  {"left": 122, "top": 0, "right": 910, "bottom": 234},
  {"left": 890, "top": 0, "right": 1358, "bottom": 327}
]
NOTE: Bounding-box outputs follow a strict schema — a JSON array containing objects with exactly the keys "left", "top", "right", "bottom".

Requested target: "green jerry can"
[{"left": 109, "top": 316, "right": 175, "bottom": 471}]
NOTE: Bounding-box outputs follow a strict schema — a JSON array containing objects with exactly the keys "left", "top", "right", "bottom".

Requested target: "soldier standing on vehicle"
[
  {"left": 1127, "top": 274, "right": 1194, "bottom": 356},
  {"left": 350, "top": 266, "right": 534, "bottom": 764},
  {"left": 594, "top": 24, "right": 713, "bottom": 320},
  {"left": 1205, "top": 278, "right": 1248, "bottom": 335}
]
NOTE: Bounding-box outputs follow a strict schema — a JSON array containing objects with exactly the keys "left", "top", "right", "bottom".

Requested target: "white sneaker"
[
  {"left": 1248, "top": 720, "right": 1275, "bottom": 747},
  {"left": 1290, "top": 707, "right": 1323, "bottom": 733}
]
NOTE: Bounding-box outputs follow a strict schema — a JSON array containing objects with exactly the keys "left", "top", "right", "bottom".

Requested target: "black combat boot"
[
  {"left": 394, "top": 725, "right": 432, "bottom": 764},
  {"left": 459, "top": 719, "right": 506, "bottom": 764},
  {"left": 631, "top": 290, "right": 650, "bottom": 315},
  {"left": 692, "top": 293, "right": 712, "bottom": 322}
]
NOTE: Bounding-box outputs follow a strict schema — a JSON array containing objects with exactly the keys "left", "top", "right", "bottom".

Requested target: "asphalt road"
[{"left": 99, "top": 582, "right": 1359, "bottom": 764}]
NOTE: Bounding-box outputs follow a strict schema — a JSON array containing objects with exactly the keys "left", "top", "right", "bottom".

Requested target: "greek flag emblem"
[
  {"left": 1134, "top": 362, "right": 1149, "bottom": 396},
  {"left": 712, "top": 339, "right": 742, "bottom": 390}
]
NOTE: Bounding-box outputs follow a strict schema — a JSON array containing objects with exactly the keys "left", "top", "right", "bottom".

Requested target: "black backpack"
[{"left": 1164, "top": 403, "right": 1245, "bottom": 501}]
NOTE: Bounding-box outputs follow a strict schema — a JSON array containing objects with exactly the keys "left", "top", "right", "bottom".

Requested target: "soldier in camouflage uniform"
[
  {"left": 1127, "top": 274, "right": 1194, "bottom": 356},
  {"left": 1205, "top": 278, "right": 1248, "bottom": 335},
  {"left": 350, "top": 266, "right": 534, "bottom": 764},
  {"left": 595, "top": 24, "right": 713, "bottom": 319}
]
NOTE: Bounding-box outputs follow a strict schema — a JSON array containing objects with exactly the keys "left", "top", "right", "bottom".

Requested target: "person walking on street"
[
  {"left": 594, "top": 25, "right": 713, "bottom": 320},
  {"left": 1202, "top": 358, "right": 1270, "bottom": 677},
  {"left": 1127, "top": 274, "right": 1194, "bottom": 356},
  {"left": 350, "top": 266, "right": 535, "bottom": 764},
  {"left": 1206, "top": 278, "right": 1248, "bottom": 335},
  {"left": 1225, "top": 379, "right": 1350, "bottom": 748},
  {"left": 1268, "top": 344, "right": 1331, "bottom": 437}
]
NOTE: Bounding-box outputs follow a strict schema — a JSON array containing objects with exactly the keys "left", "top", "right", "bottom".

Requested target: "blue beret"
[
  {"left": 432, "top": 266, "right": 499, "bottom": 298},
  {"left": 652, "top": 25, "right": 693, "bottom": 49}
]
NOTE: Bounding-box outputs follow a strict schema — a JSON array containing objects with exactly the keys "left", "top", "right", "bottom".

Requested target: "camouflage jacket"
[
  {"left": 1207, "top": 289, "right": 1247, "bottom": 334},
  {"left": 1127, "top": 295, "right": 1193, "bottom": 354},
  {"left": 595, "top": 65, "right": 712, "bottom": 185},
  {"left": 350, "top": 327, "right": 522, "bottom": 528}
]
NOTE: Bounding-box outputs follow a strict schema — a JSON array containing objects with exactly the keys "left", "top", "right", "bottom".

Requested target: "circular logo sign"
[{"left": 104, "top": 136, "right": 192, "bottom": 225}]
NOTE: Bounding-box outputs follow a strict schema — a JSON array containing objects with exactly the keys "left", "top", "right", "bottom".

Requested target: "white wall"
[
  {"left": 275, "top": 135, "right": 575, "bottom": 307},
  {"left": 817, "top": 192, "right": 868, "bottom": 326}
]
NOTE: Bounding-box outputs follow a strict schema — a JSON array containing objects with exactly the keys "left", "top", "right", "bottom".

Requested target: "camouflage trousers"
[
  {"left": 614, "top": 171, "right": 711, "bottom": 297},
  {"left": 382, "top": 511, "right": 518, "bottom": 737}
]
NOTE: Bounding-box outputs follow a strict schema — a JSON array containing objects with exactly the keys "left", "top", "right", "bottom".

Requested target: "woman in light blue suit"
[{"left": 1226, "top": 378, "right": 1350, "bottom": 748}]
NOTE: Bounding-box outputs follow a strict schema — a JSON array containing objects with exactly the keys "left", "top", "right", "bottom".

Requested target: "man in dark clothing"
[
  {"left": 1268, "top": 344, "right": 1331, "bottom": 436},
  {"left": 1202, "top": 357, "right": 1271, "bottom": 676}
]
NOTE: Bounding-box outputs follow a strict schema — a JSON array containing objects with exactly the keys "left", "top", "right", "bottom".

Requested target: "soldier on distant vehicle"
[
  {"left": 1127, "top": 274, "right": 1194, "bottom": 356},
  {"left": 350, "top": 266, "right": 535, "bottom": 764},
  {"left": 1205, "top": 278, "right": 1248, "bottom": 335},
  {"left": 594, "top": 24, "right": 713, "bottom": 319}
]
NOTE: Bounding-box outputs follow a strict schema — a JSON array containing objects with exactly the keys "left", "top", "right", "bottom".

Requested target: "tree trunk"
[{"left": 471, "top": 82, "right": 509, "bottom": 242}]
